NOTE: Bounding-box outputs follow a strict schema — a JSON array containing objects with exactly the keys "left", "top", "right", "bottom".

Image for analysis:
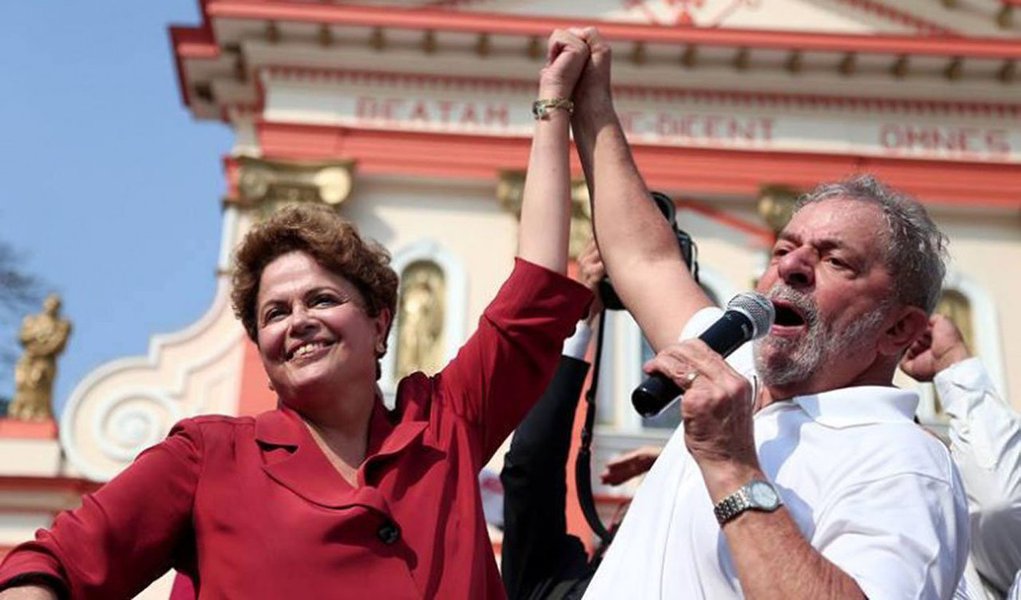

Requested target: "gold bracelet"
[{"left": 531, "top": 97, "right": 574, "bottom": 120}]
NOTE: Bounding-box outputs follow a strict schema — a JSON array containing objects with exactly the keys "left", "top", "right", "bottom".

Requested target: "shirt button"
[{"left": 377, "top": 521, "right": 401, "bottom": 545}]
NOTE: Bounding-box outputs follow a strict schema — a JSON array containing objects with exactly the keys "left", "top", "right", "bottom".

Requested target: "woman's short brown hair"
[{"left": 230, "top": 204, "right": 399, "bottom": 343}]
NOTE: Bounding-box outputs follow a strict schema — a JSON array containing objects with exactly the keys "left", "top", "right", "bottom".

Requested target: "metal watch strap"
[
  {"left": 714, "top": 490, "right": 751, "bottom": 525},
  {"left": 713, "top": 479, "right": 782, "bottom": 525}
]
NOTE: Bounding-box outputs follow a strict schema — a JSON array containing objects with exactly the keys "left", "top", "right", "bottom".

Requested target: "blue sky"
[{"left": 0, "top": 2, "right": 233, "bottom": 415}]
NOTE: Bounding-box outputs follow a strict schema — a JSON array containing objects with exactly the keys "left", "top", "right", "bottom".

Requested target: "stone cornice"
[{"left": 172, "top": 1, "right": 1021, "bottom": 116}]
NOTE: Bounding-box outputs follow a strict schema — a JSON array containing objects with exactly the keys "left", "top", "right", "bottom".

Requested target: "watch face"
[{"left": 748, "top": 481, "right": 780, "bottom": 509}]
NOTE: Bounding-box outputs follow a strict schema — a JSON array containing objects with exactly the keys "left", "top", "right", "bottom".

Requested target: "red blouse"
[{"left": 0, "top": 259, "right": 591, "bottom": 599}]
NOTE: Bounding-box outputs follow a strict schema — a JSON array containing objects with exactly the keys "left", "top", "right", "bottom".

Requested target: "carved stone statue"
[
  {"left": 9, "top": 294, "right": 71, "bottom": 421},
  {"left": 396, "top": 263, "right": 445, "bottom": 379}
]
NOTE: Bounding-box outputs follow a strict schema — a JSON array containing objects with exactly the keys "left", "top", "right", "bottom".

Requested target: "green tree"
[{"left": 0, "top": 240, "right": 43, "bottom": 408}]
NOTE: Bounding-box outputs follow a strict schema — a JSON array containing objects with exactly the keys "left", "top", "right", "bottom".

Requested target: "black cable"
[{"left": 573, "top": 309, "right": 615, "bottom": 546}]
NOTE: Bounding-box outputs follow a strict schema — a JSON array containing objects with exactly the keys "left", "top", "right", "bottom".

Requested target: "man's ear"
[{"left": 879, "top": 305, "right": 930, "bottom": 357}]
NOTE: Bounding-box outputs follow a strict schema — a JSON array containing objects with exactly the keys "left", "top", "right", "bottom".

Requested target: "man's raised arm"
[{"left": 570, "top": 28, "right": 711, "bottom": 351}]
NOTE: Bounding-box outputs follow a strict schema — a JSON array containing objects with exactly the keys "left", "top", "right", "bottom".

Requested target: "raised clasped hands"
[
  {"left": 643, "top": 340, "right": 761, "bottom": 497},
  {"left": 539, "top": 28, "right": 591, "bottom": 101},
  {"left": 541, "top": 27, "right": 614, "bottom": 108},
  {"left": 570, "top": 27, "right": 613, "bottom": 112}
]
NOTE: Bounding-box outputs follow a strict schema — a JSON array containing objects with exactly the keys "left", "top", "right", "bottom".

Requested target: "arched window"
[{"left": 380, "top": 240, "right": 467, "bottom": 402}]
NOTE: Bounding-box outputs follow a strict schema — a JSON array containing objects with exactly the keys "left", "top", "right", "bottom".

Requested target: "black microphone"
[{"left": 631, "top": 292, "right": 775, "bottom": 418}]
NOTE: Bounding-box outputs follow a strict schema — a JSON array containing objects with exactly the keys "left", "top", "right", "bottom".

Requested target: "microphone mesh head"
[{"left": 727, "top": 292, "right": 775, "bottom": 339}]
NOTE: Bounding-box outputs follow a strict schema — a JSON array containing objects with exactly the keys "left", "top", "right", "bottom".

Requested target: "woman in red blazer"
[{"left": 0, "top": 29, "right": 594, "bottom": 600}]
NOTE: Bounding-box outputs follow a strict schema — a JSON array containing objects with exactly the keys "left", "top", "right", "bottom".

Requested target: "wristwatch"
[{"left": 713, "top": 479, "right": 783, "bottom": 525}]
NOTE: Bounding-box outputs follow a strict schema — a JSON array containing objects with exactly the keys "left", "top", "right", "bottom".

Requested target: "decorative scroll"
[
  {"left": 234, "top": 156, "right": 356, "bottom": 216},
  {"left": 60, "top": 284, "right": 245, "bottom": 482}
]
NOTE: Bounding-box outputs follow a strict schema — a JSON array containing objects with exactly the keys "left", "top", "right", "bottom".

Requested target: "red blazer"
[{"left": 0, "top": 259, "right": 591, "bottom": 599}]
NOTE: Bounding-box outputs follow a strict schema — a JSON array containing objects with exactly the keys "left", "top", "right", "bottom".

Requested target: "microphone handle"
[
  {"left": 631, "top": 310, "right": 756, "bottom": 418},
  {"left": 632, "top": 374, "right": 682, "bottom": 418},
  {"left": 699, "top": 311, "right": 754, "bottom": 358}
]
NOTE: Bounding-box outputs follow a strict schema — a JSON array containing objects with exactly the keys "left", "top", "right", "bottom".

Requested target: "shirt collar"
[
  {"left": 254, "top": 392, "right": 431, "bottom": 459},
  {"left": 254, "top": 387, "right": 390, "bottom": 448},
  {"left": 253, "top": 402, "right": 303, "bottom": 447},
  {"left": 252, "top": 394, "right": 435, "bottom": 509},
  {"left": 778, "top": 386, "right": 920, "bottom": 429}
]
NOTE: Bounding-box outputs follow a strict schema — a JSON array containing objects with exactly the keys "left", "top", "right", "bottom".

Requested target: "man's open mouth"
[{"left": 772, "top": 301, "right": 807, "bottom": 328}]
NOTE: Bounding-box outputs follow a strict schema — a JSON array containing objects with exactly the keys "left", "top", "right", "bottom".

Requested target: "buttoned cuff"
[
  {"left": 0, "top": 549, "right": 68, "bottom": 598},
  {"left": 934, "top": 357, "right": 994, "bottom": 416}
]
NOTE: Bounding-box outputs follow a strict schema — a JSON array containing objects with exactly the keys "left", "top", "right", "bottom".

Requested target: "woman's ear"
[
  {"left": 879, "top": 305, "right": 930, "bottom": 357},
  {"left": 374, "top": 308, "right": 393, "bottom": 356}
]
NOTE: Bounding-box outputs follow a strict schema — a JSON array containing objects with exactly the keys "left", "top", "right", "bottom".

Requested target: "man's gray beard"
[{"left": 754, "top": 285, "right": 889, "bottom": 388}]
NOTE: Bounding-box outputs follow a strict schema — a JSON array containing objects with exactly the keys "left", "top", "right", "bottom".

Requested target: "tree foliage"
[{"left": 0, "top": 240, "right": 43, "bottom": 373}]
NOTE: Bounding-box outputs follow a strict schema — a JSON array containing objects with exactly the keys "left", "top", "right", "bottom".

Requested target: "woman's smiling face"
[{"left": 255, "top": 251, "right": 391, "bottom": 406}]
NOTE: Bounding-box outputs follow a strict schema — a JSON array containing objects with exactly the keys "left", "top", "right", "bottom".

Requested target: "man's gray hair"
[{"left": 794, "top": 174, "right": 948, "bottom": 314}]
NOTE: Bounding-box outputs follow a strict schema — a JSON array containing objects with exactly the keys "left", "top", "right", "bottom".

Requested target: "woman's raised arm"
[{"left": 516, "top": 29, "right": 591, "bottom": 275}]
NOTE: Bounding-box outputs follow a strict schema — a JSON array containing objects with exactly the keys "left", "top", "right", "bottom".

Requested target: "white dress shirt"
[
  {"left": 561, "top": 319, "right": 594, "bottom": 361},
  {"left": 941, "top": 359, "right": 1021, "bottom": 600},
  {"left": 583, "top": 307, "right": 970, "bottom": 600}
]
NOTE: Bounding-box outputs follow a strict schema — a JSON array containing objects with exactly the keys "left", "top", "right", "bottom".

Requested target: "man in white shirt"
[
  {"left": 902, "top": 315, "right": 1021, "bottom": 599},
  {"left": 566, "top": 27, "right": 970, "bottom": 599}
]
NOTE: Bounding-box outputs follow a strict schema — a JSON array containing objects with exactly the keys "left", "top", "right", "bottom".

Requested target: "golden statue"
[
  {"left": 9, "top": 294, "right": 71, "bottom": 421},
  {"left": 931, "top": 289, "right": 975, "bottom": 417},
  {"left": 396, "top": 263, "right": 445, "bottom": 379},
  {"left": 936, "top": 290, "right": 974, "bottom": 352},
  {"left": 757, "top": 184, "right": 801, "bottom": 234}
]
